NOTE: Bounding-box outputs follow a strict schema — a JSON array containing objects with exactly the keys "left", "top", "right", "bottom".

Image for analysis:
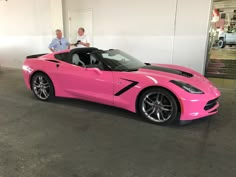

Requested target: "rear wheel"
[
  {"left": 138, "top": 88, "right": 180, "bottom": 125},
  {"left": 31, "top": 72, "right": 54, "bottom": 101}
]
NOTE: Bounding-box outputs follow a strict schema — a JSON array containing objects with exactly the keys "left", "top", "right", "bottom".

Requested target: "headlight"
[{"left": 170, "top": 80, "right": 204, "bottom": 94}]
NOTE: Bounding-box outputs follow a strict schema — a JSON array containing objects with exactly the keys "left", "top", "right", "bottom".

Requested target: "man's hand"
[
  {"left": 73, "top": 40, "right": 81, "bottom": 46},
  {"left": 50, "top": 48, "right": 55, "bottom": 52},
  {"left": 79, "top": 41, "right": 90, "bottom": 47}
]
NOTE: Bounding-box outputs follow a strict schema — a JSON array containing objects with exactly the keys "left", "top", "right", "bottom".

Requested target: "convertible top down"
[{"left": 23, "top": 48, "right": 221, "bottom": 125}]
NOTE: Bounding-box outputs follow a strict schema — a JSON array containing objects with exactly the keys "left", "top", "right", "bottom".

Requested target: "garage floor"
[{"left": 0, "top": 68, "right": 236, "bottom": 177}]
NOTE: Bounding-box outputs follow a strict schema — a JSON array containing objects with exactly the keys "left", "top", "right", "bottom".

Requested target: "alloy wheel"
[
  {"left": 142, "top": 92, "right": 174, "bottom": 123},
  {"left": 32, "top": 75, "right": 51, "bottom": 100}
]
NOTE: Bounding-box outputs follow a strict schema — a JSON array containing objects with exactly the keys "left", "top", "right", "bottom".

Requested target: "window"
[
  {"left": 102, "top": 53, "right": 129, "bottom": 61},
  {"left": 54, "top": 52, "right": 70, "bottom": 62},
  {"left": 94, "top": 50, "right": 145, "bottom": 71}
]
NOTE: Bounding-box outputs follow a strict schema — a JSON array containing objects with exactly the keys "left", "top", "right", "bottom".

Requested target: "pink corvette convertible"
[{"left": 23, "top": 48, "right": 220, "bottom": 125}]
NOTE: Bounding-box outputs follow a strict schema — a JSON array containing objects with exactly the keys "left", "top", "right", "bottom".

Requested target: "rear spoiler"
[{"left": 26, "top": 53, "right": 48, "bottom": 59}]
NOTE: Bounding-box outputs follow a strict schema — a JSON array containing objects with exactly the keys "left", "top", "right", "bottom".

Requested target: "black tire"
[
  {"left": 218, "top": 39, "right": 225, "bottom": 48},
  {"left": 31, "top": 72, "right": 55, "bottom": 101},
  {"left": 138, "top": 88, "right": 180, "bottom": 125}
]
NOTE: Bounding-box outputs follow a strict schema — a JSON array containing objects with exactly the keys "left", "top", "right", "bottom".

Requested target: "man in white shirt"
[{"left": 74, "top": 27, "right": 90, "bottom": 48}]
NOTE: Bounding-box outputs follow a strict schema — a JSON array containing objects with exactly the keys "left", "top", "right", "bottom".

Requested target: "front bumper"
[{"left": 179, "top": 89, "right": 221, "bottom": 121}]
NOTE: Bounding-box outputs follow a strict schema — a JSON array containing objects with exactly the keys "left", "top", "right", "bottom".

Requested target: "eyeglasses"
[{"left": 59, "top": 40, "right": 62, "bottom": 45}]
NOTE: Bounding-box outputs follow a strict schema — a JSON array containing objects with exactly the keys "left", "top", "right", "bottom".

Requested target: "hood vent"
[{"left": 141, "top": 65, "right": 193, "bottom": 78}]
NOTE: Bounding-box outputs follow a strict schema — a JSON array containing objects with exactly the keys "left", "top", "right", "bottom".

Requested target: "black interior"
[
  {"left": 76, "top": 52, "right": 91, "bottom": 65},
  {"left": 54, "top": 52, "right": 70, "bottom": 62}
]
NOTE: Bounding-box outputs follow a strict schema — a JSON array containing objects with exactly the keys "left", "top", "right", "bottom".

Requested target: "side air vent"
[{"left": 46, "top": 60, "right": 60, "bottom": 63}]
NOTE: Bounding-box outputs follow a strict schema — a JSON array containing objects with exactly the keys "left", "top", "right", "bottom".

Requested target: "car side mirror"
[{"left": 86, "top": 67, "right": 103, "bottom": 75}]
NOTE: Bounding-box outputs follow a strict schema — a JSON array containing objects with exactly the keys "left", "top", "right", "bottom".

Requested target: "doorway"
[
  {"left": 205, "top": 0, "right": 236, "bottom": 90},
  {"left": 68, "top": 10, "right": 93, "bottom": 46}
]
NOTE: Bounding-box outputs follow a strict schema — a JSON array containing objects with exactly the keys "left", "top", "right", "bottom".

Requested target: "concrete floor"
[{"left": 0, "top": 68, "right": 236, "bottom": 177}]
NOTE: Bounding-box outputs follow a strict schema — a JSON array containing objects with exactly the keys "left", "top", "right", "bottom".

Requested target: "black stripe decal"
[
  {"left": 141, "top": 65, "right": 193, "bottom": 78},
  {"left": 115, "top": 79, "right": 139, "bottom": 96}
]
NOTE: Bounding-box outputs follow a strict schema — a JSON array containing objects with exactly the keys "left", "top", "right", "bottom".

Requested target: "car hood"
[{"left": 135, "top": 64, "right": 218, "bottom": 94}]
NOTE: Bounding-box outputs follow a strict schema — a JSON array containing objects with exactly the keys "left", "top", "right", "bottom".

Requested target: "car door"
[{"left": 55, "top": 56, "right": 114, "bottom": 106}]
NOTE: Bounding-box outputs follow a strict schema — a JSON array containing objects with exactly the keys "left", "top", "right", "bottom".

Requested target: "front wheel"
[
  {"left": 31, "top": 73, "right": 54, "bottom": 101},
  {"left": 218, "top": 39, "right": 225, "bottom": 48},
  {"left": 138, "top": 88, "right": 180, "bottom": 125}
]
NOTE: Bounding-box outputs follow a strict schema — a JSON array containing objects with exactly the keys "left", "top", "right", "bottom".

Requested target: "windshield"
[{"left": 95, "top": 50, "right": 146, "bottom": 71}]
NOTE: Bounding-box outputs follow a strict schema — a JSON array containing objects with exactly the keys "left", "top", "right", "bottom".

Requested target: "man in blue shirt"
[{"left": 48, "top": 29, "right": 70, "bottom": 52}]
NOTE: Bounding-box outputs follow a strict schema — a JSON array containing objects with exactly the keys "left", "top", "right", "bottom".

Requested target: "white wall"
[
  {"left": 172, "top": 0, "right": 212, "bottom": 72},
  {"left": 63, "top": 0, "right": 212, "bottom": 73},
  {"left": 1, "top": 0, "right": 212, "bottom": 73},
  {"left": 0, "top": 0, "right": 63, "bottom": 68},
  {"left": 63, "top": 0, "right": 177, "bottom": 64}
]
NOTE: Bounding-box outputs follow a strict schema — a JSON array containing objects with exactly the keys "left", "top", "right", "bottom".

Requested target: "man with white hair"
[{"left": 49, "top": 29, "right": 70, "bottom": 52}]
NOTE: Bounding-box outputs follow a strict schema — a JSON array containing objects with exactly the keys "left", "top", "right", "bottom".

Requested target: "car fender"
[
  {"left": 218, "top": 32, "right": 226, "bottom": 40},
  {"left": 23, "top": 59, "right": 58, "bottom": 92},
  {"left": 113, "top": 72, "right": 185, "bottom": 113}
]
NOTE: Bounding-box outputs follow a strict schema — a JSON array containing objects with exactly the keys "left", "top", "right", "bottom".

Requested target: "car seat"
[
  {"left": 90, "top": 54, "right": 98, "bottom": 65},
  {"left": 72, "top": 53, "right": 85, "bottom": 67}
]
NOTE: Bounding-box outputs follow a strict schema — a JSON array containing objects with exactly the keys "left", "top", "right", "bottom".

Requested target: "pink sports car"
[{"left": 22, "top": 48, "right": 221, "bottom": 125}]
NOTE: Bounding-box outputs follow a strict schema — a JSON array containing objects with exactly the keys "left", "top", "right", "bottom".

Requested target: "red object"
[{"left": 213, "top": 9, "right": 220, "bottom": 17}]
